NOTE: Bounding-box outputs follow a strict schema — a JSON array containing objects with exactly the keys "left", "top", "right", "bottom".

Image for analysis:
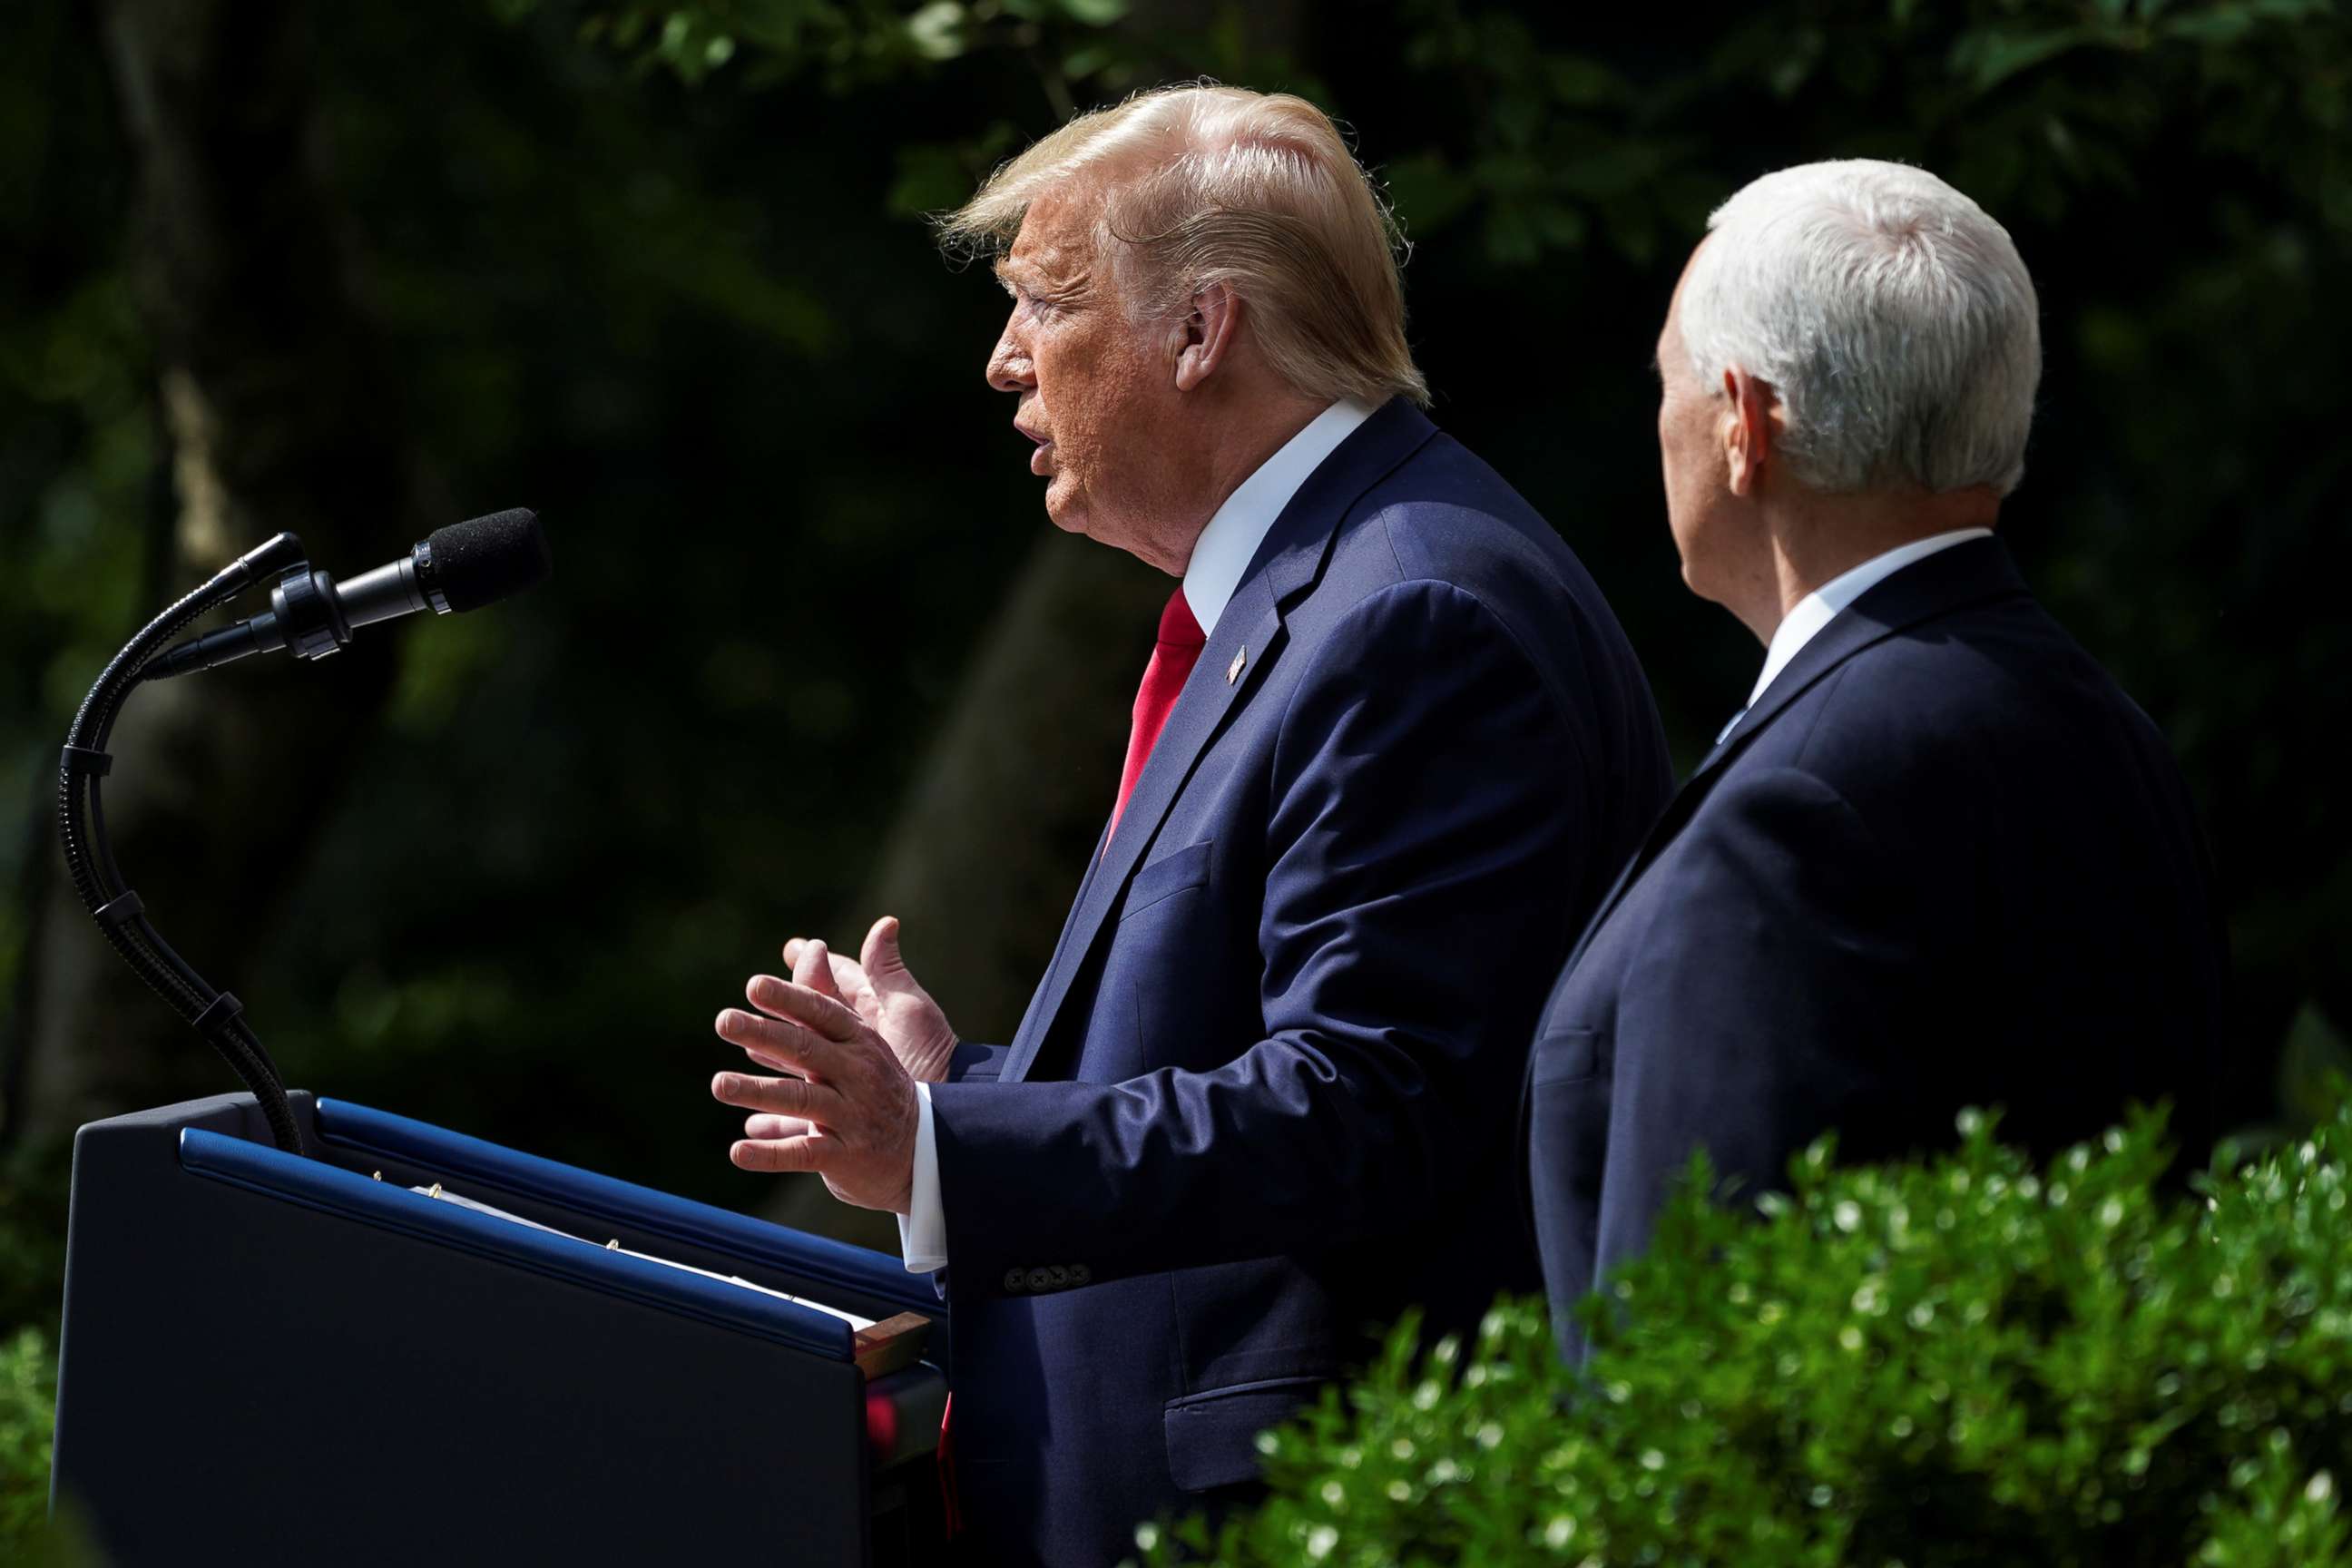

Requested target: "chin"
[
  {"left": 1673, "top": 546, "right": 1708, "bottom": 597},
  {"left": 1666, "top": 507, "right": 1729, "bottom": 604},
  {"left": 1664, "top": 525, "right": 1700, "bottom": 589},
  {"left": 1043, "top": 492, "right": 1093, "bottom": 539},
  {"left": 1679, "top": 556, "right": 1736, "bottom": 612}
]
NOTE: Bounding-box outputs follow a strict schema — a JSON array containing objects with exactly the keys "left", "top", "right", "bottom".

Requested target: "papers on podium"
[
  {"left": 407, "top": 1181, "right": 878, "bottom": 1328},
  {"left": 405, "top": 1179, "right": 936, "bottom": 1376}
]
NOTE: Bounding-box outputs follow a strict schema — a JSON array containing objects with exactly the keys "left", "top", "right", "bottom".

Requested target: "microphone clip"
[{"left": 269, "top": 564, "right": 354, "bottom": 662}]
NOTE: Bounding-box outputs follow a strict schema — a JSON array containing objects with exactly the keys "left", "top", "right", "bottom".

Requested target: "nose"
[{"left": 986, "top": 319, "right": 1034, "bottom": 395}]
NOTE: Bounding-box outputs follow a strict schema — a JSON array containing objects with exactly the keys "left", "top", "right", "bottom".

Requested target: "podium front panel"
[{"left": 52, "top": 1093, "right": 946, "bottom": 1565}]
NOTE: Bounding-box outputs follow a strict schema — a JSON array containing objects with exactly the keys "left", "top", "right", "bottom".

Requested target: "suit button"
[
  {"left": 1046, "top": 1265, "right": 1071, "bottom": 1289},
  {"left": 1070, "top": 1264, "right": 1091, "bottom": 1286},
  {"left": 1026, "top": 1267, "right": 1053, "bottom": 1292},
  {"left": 1004, "top": 1268, "right": 1026, "bottom": 1293}
]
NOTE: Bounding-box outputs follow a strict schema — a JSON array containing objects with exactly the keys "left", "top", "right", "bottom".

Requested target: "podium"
[{"left": 49, "top": 1092, "right": 951, "bottom": 1565}]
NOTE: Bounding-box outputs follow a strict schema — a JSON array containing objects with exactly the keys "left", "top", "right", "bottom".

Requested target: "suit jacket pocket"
[
  {"left": 1528, "top": 1028, "right": 1614, "bottom": 1307},
  {"left": 1122, "top": 839, "right": 1212, "bottom": 920},
  {"left": 1532, "top": 1025, "right": 1607, "bottom": 1087},
  {"left": 1163, "top": 1374, "right": 1325, "bottom": 1493}
]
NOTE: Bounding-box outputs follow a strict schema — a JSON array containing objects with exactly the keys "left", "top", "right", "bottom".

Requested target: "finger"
[
  {"left": 737, "top": 1040, "right": 806, "bottom": 1078},
  {"left": 715, "top": 1007, "right": 840, "bottom": 1078},
  {"left": 861, "top": 916, "right": 906, "bottom": 983},
  {"left": 710, "top": 1070, "right": 844, "bottom": 1122},
  {"left": 784, "top": 937, "right": 874, "bottom": 1007},
  {"left": 836, "top": 950, "right": 877, "bottom": 1011},
  {"left": 744, "top": 1112, "right": 811, "bottom": 1140},
  {"left": 730, "top": 1136, "right": 823, "bottom": 1174},
  {"left": 744, "top": 975, "right": 867, "bottom": 1044},
  {"left": 795, "top": 938, "right": 844, "bottom": 1003}
]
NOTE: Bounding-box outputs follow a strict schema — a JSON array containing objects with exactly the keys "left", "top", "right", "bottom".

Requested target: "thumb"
[{"left": 861, "top": 916, "right": 909, "bottom": 985}]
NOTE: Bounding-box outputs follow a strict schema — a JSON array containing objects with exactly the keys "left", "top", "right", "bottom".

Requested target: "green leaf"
[
  {"left": 1062, "top": 44, "right": 1117, "bottom": 81},
  {"left": 1950, "top": 24, "right": 2095, "bottom": 93},
  {"left": 1382, "top": 151, "right": 1476, "bottom": 237},
  {"left": 1143, "top": 1089, "right": 2352, "bottom": 1565},
  {"left": 2163, "top": 8, "right": 2259, "bottom": 44},
  {"left": 1542, "top": 53, "right": 1623, "bottom": 109},
  {"left": 905, "top": 1, "right": 966, "bottom": 63},
  {"left": 1769, "top": 26, "right": 1825, "bottom": 97},
  {"left": 2276, "top": 1004, "right": 2352, "bottom": 1130},
  {"left": 887, "top": 142, "right": 979, "bottom": 217}
]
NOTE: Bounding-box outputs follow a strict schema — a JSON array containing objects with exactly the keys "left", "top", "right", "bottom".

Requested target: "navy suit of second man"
[{"left": 1529, "top": 160, "right": 2228, "bottom": 1360}]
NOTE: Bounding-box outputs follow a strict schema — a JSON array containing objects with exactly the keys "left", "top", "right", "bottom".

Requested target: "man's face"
[
  {"left": 1657, "top": 245, "right": 1741, "bottom": 603},
  {"left": 985, "top": 188, "right": 1185, "bottom": 557}
]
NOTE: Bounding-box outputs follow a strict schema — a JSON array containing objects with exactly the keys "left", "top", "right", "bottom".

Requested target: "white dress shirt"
[
  {"left": 1722, "top": 530, "right": 1994, "bottom": 744},
  {"left": 896, "top": 398, "right": 1378, "bottom": 1271}
]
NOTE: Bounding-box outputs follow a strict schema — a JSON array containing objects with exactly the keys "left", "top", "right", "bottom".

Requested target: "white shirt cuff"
[{"left": 895, "top": 1080, "right": 948, "bottom": 1273}]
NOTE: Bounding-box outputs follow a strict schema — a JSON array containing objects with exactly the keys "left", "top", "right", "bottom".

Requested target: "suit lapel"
[
  {"left": 1001, "top": 398, "right": 1440, "bottom": 1083},
  {"left": 1003, "top": 816, "right": 1114, "bottom": 1061},
  {"left": 1561, "top": 537, "right": 2032, "bottom": 970}
]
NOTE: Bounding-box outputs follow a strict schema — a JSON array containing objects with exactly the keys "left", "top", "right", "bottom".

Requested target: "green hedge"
[
  {"left": 0, "top": 1327, "right": 55, "bottom": 1548},
  {"left": 1140, "top": 1099, "right": 2352, "bottom": 1567}
]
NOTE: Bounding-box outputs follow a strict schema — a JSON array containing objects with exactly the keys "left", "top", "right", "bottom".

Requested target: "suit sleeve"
[
  {"left": 1590, "top": 765, "right": 1921, "bottom": 1298},
  {"left": 927, "top": 580, "right": 1589, "bottom": 1296},
  {"left": 944, "top": 1041, "right": 1009, "bottom": 1083}
]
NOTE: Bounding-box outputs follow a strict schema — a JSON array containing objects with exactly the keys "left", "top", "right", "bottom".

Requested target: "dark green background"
[{"left": 2, "top": 0, "right": 2346, "bottom": 1534}]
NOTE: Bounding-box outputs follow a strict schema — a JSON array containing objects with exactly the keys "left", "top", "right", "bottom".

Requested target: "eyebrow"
[{"left": 994, "top": 257, "right": 1044, "bottom": 298}]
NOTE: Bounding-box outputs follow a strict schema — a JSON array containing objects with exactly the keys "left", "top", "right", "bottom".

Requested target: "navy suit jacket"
[
  {"left": 926, "top": 398, "right": 1671, "bottom": 1564},
  {"left": 1528, "top": 536, "right": 2229, "bottom": 1360}
]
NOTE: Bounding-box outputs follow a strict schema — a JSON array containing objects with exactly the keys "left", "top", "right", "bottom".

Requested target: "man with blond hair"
[
  {"left": 1527, "top": 160, "right": 2227, "bottom": 1361},
  {"left": 702, "top": 85, "right": 1669, "bottom": 1560}
]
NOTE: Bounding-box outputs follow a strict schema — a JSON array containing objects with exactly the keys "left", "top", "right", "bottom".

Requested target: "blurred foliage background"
[{"left": 1, "top": 0, "right": 2346, "bottom": 1533}]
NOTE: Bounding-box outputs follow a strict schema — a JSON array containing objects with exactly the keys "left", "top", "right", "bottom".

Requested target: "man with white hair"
[
  {"left": 1526, "top": 159, "right": 2228, "bottom": 1361},
  {"left": 704, "top": 86, "right": 1670, "bottom": 1559}
]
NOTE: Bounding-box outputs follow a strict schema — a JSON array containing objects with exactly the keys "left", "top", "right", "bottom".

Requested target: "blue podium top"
[{"left": 172, "top": 1096, "right": 937, "bottom": 1360}]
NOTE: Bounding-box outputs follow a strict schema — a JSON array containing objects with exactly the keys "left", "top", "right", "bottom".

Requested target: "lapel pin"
[{"left": 1228, "top": 647, "right": 1247, "bottom": 685}]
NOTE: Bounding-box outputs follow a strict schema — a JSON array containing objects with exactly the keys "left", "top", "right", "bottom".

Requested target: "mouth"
[{"left": 1015, "top": 421, "right": 1054, "bottom": 477}]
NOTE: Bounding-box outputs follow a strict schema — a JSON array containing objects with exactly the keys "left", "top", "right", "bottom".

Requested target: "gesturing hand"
[
  {"left": 711, "top": 968, "right": 921, "bottom": 1214},
  {"left": 782, "top": 916, "right": 958, "bottom": 1085}
]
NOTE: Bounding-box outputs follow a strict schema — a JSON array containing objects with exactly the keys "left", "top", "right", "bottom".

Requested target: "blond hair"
[{"left": 940, "top": 83, "right": 1429, "bottom": 408}]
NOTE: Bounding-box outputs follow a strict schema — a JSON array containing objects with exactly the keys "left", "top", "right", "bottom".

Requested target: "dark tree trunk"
[
  {"left": 858, "top": 532, "right": 1167, "bottom": 1042},
  {"left": 760, "top": 532, "right": 1164, "bottom": 1244},
  {"left": 5, "top": 0, "right": 420, "bottom": 1152}
]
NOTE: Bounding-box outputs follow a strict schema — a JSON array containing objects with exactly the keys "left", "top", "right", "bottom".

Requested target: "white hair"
[{"left": 1680, "top": 159, "right": 2041, "bottom": 495}]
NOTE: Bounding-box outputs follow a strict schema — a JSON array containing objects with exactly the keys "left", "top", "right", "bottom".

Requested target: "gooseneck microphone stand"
[{"left": 57, "top": 532, "right": 313, "bottom": 1156}]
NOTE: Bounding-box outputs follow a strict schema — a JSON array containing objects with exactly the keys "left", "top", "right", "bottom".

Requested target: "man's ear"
[
  {"left": 1171, "top": 281, "right": 1240, "bottom": 393},
  {"left": 1723, "top": 364, "right": 1779, "bottom": 498}
]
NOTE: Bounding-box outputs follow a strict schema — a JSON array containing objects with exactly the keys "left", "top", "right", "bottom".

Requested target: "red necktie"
[
  {"left": 1109, "top": 588, "right": 1208, "bottom": 843},
  {"left": 937, "top": 1393, "right": 962, "bottom": 1537},
  {"left": 933, "top": 593, "right": 1206, "bottom": 1536}
]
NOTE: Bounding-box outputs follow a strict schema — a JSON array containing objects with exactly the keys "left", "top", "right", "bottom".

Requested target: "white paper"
[{"left": 407, "top": 1182, "right": 875, "bottom": 1331}]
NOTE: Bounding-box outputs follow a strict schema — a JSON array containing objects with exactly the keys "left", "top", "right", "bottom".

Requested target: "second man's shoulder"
[{"left": 1741, "top": 592, "right": 2170, "bottom": 820}]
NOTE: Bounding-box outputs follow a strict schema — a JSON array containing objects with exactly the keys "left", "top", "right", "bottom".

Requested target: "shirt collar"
[
  {"left": 1749, "top": 527, "right": 1995, "bottom": 707},
  {"left": 1181, "top": 399, "right": 1377, "bottom": 635}
]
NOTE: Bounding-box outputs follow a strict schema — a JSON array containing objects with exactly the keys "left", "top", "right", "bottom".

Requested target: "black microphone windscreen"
[{"left": 427, "top": 509, "right": 552, "bottom": 612}]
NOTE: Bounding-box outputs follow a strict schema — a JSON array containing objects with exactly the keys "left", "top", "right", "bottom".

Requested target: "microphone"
[{"left": 145, "top": 509, "right": 552, "bottom": 680}]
